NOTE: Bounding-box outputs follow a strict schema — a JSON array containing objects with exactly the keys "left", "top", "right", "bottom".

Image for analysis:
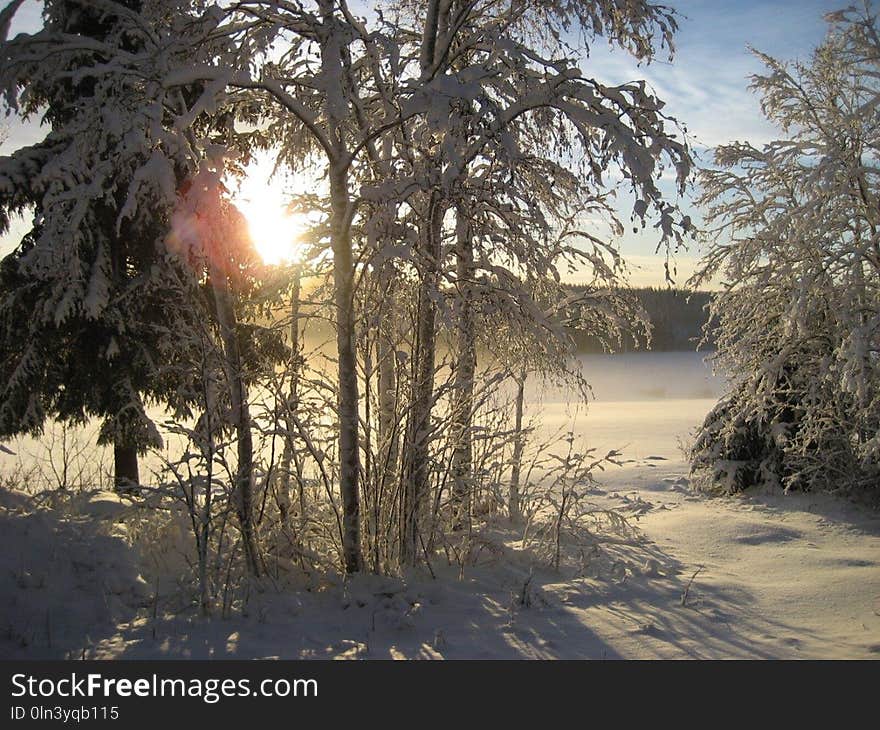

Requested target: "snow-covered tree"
[
  {"left": 691, "top": 3, "right": 880, "bottom": 496},
  {"left": 1, "top": 0, "right": 694, "bottom": 578},
  {"left": 377, "top": 0, "right": 692, "bottom": 562},
  {"left": 0, "top": 0, "right": 196, "bottom": 489},
  {"left": 0, "top": 1, "right": 284, "bottom": 579},
  {"left": 166, "top": 157, "right": 270, "bottom": 576},
  {"left": 162, "top": 0, "right": 693, "bottom": 570}
]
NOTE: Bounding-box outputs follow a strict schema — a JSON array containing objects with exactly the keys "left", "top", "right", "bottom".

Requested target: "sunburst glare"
[{"left": 232, "top": 158, "right": 306, "bottom": 265}]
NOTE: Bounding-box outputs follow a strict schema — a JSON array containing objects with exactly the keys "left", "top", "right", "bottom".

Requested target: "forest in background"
[
  {"left": 568, "top": 286, "right": 712, "bottom": 353},
  {"left": 260, "top": 285, "right": 714, "bottom": 354}
]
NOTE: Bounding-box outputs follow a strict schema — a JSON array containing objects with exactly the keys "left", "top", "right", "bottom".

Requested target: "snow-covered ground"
[{"left": 1, "top": 353, "right": 878, "bottom": 659}]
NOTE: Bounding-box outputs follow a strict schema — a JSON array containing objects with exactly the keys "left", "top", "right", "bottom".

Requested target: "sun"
[
  {"left": 232, "top": 156, "right": 306, "bottom": 265},
  {"left": 239, "top": 195, "right": 305, "bottom": 265}
]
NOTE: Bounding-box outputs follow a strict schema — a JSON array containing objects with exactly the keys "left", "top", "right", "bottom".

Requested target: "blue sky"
[
  {"left": 0, "top": 0, "right": 846, "bottom": 285},
  {"left": 574, "top": 0, "right": 844, "bottom": 285}
]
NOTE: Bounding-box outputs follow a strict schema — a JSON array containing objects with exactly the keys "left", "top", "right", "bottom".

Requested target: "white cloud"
[{"left": 579, "top": 0, "right": 840, "bottom": 149}]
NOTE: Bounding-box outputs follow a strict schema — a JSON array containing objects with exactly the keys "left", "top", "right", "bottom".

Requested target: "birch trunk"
[
  {"left": 375, "top": 262, "right": 399, "bottom": 572},
  {"left": 330, "top": 169, "right": 363, "bottom": 574},
  {"left": 209, "top": 264, "right": 260, "bottom": 577},
  {"left": 397, "top": 0, "right": 455, "bottom": 565},
  {"left": 320, "top": 0, "right": 362, "bottom": 573},
  {"left": 400, "top": 194, "right": 444, "bottom": 565},
  {"left": 278, "top": 263, "right": 303, "bottom": 529},
  {"left": 449, "top": 210, "right": 475, "bottom": 530},
  {"left": 509, "top": 368, "right": 527, "bottom": 522},
  {"left": 420, "top": 0, "right": 443, "bottom": 71},
  {"left": 376, "top": 263, "right": 399, "bottom": 492}
]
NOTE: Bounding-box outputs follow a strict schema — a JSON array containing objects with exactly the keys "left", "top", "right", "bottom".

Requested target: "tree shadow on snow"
[
  {"left": 0, "top": 488, "right": 147, "bottom": 659},
  {"left": 93, "top": 522, "right": 823, "bottom": 660}
]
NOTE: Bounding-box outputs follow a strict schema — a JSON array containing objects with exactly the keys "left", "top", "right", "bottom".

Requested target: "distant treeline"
[{"left": 567, "top": 286, "right": 714, "bottom": 353}]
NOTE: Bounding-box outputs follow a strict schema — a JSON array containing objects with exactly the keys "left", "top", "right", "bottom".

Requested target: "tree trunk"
[
  {"left": 210, "top": 264, "right": 260, "bottom": 577},
  {"left": 420, "top": 0, "right": 454, "bottom": 72},
  {"left": 509, "top": 368, "right": 527, "bottom": 522},
  {"left": 375, "top": 262, "right": 399, "bottom": 572},
  {"left": 278, "top": 263, "right": 303, "bottom": 529},
  {"left": 420, "top": 0, "right": 442, "bottom": 72},
  {"left": 450, "top": 209, "right": 475, "bottom": 530},
  {"left": 315, "top": 0, "right": 363, "bottom": 574},
  {"left": 330, "top": 170, "right": 363, "bottom": 574},
  {"left": 400, "top": 193, "right": 444, "bottom": 565},
  {"left": 397, "top": 0, "right": 456, "bottom": 564},
  {"left": 376, "top": 263, "right": 400, "bottom": 483},
  {"left": 113, "top": 442, "right": 139, "bottom": 492}
]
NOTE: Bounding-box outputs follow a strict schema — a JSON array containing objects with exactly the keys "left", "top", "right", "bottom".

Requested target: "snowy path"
[{"left": 591, "top": 460, "right": 880, "bottom": 658}]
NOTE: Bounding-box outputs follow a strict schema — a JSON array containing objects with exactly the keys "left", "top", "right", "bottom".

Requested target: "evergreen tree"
[{"left": 0, "top": 1, "right": 275, "bottom": 495}]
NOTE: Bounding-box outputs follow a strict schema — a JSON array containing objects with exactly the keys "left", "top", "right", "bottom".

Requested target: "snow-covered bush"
[{"left": 691, "top": 4, "right": 880, "bottom": 498}]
